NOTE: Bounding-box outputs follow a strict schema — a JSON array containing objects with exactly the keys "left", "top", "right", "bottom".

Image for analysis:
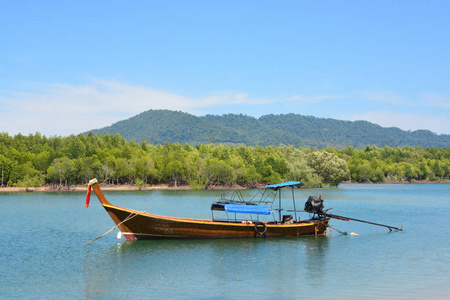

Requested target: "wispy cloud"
[
  {"left": 344, "top": 111, "right": 450, "bottom": 135},
  {"left": 0, "top": 79, "right": 334, "bottom": 136},
  {"left": 421, "top": 93, "right": 450, "bottom": 109},
  {"left": 0, "top": 80, "right": 200, "bottom": 135},
  {"left": 201, "top": 92, "right": 271, "bottom": 106},
  {"left": 285, "top": 94, "right": 340, "bottom": 105},
  {"left": 358, "top": 90, "right": 409, "bottom": 105},
  {"left": 358, "top": 90, "right": 450, "bottom": 111},
  {"left": 3, "top": 79, "right": 448, "bottom": 137}
]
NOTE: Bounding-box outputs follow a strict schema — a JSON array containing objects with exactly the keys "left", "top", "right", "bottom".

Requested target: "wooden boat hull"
[
  {"left": 90, "top": 181, "right": 329, "bottom": 240},
  {"left": 104, "top": 203, "right": 329, "bottom": 240}
]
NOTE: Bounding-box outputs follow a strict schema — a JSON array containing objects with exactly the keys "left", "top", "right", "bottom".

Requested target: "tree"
[
  {"left": 102, "top": 155, "right": 117, "bottom": 184},
  {"left": 47, "top": 157, "right": 76, "bottom": 187},
  {"left": 33, "top": 150, "right": 53, "bottom": 173},
  {"left": 114, "top": 158, "right": 133, "bottom": 184},
  {"left": 165, "top": 160, "right": 184, "bottom": 186},
  {"left": 200, "top": 158, "right": 234, "bottom": 187},
  {"left": 308, "top": 151, "right": 349, "bottom": 186},
  {"left": 0, "top": 154, "right": 11, "bottom": 187},
  {"left": 8, "top": 161, "right": 43, "bottom": 187},
  {"left": 75, "top": 156, "right": 103, "bottom": 184},
  {"left": 133, "top": 156, "right": 157, "bottom": 184}
]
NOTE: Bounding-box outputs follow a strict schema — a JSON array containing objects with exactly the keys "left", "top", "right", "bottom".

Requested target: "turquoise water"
[{"left": 1, "top": 184, "right": 449, "bottom": 299}]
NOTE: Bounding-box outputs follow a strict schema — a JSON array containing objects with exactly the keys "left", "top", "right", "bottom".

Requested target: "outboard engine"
[{"left": 304, "top": 195, "right": 324, "bottom": 217}]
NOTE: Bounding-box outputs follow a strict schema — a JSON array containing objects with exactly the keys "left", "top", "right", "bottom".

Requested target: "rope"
[
  {"left": 86, "top": 210, "right": 144, "bottom": 245},
  {"left": 326, "top": 224, "right": 347, "bottom": 235}
]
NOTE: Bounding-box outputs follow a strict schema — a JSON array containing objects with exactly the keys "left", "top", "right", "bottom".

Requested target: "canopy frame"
[{"left": 211, "top": 181, "right": 302, "bottom": 223}]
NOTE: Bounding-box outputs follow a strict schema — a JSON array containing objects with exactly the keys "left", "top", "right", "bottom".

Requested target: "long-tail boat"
[{"left": 85, "top": 179, "right": 330, "bottom": 240}]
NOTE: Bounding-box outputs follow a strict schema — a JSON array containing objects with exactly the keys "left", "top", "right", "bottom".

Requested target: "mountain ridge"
[{"left": 87, "top": 110, "right": 450, "bottom": 149}]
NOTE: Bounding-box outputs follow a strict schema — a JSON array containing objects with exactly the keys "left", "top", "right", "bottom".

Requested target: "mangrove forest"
[{"left": 0, "top": 132, "right": 449, "bottom": 189}]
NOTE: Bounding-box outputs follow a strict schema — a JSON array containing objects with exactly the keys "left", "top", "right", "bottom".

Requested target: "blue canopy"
[
  {"left": 265, "top": 181, "right": 301, "bottom": 189},
  {"left": 224, "top": 204, "right": 271, "bottom": 215}
]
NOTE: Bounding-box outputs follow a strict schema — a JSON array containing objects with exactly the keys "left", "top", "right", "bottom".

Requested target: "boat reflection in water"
[{"left": 83, "top": 236, "right": 330, "bottom": 299}]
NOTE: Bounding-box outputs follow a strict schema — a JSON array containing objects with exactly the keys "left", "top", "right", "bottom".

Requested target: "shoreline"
[
  {"left": 0, "top": 184, "right": 193, "bottom": 193},
  {"left": 0, "top": 180, "right": 448, "bottom": 193}
]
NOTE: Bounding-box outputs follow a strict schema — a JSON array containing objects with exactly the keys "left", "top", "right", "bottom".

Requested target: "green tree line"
[
  {"left": 337, "top": 145, "right": 450, "bottom": 183},
  {"left": 0, "top": 132, "right": 448, "bottom": 189}
]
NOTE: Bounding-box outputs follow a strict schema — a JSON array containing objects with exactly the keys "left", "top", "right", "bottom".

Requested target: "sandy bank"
[
  {"left": 0, "top": 183, "right": 256, "bottom": 193},
  {"left": 0, "top": 184, "right": 193, "bottom": 193},
  {"left": 1, "top": 180, "right": 447, "bottom": 193}
]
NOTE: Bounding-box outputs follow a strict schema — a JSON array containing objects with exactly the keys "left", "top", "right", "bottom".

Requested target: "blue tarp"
[
  {"left": 265, "top": 181, "right": 301, "bottom": 189},
  {"left": 224, "top": 204, "right": 271, "bottom": 215}
]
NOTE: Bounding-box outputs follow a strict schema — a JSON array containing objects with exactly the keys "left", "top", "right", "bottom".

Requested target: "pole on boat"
[
  {"left": 324, "top": 213, "right": 403, "bottom": 231},
  {"left": 278, "top": 189, "right": 282, "bottom": 222},
  {"left": 291, "top": 187, "right": 298, "bottom": 222}
]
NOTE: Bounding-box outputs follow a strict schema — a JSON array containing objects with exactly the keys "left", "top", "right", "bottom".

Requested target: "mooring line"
[{"left": 86, "top": 210, "right": 144, "bottom": 245}]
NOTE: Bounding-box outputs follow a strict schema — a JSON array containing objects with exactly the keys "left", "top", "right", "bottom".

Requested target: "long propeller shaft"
[{"left": 324, "top": 213, "right": 403, "bottom": 231}]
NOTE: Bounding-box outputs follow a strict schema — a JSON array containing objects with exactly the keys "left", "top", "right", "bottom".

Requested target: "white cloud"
[
  {"left": 358, "top": 90, "right": 450, "bottom": 111},
  {"left": 344, "top": 111, "right": 450, "bottom": 135},
  {"left": 359, "top": 90, "right": 409, "bottom": 105},
  {"left": 199, "top": 92, "right": 271, "bottom": 106},
  {"left": 0, "top": 79, "right": 295, "bottom": 136},
  {"left": 285, "top": 94, "right": 340, "bottom": 105},
  {"left": 421, "top": 93, "right": 450, "bottom": 109},
  {"left": 3, "top": 79, "right": 447, "bottom": 137}
]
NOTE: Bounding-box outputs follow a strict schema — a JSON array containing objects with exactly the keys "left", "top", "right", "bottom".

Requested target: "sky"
[{"left": 1, "top": 1, "right": 450, "bottom": 136}]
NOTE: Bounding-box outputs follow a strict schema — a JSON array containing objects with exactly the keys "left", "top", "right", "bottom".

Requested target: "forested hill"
[{"left": 88, "top": 110, "right": 450, "bottom": 149}]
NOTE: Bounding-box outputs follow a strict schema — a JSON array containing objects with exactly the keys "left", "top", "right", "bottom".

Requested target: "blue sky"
[{"left": 1, "top": 1, "right": 450, "bottom": 136}]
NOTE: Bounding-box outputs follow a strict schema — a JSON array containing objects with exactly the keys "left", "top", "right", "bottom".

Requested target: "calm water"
[{"left": 1, "top": 184, "right": 449, "bottom": 299}]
